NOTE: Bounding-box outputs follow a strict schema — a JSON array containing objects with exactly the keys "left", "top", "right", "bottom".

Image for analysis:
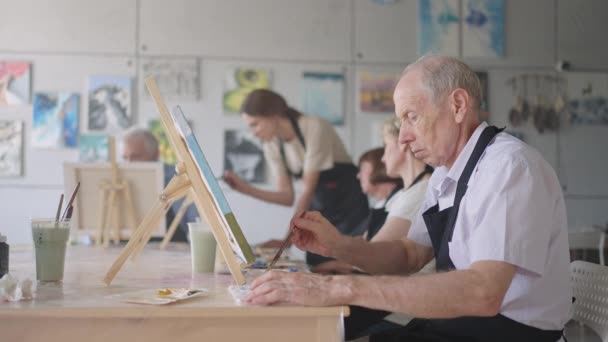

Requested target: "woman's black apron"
[
  {"left": 366, "top": 165, "right": 433, "bottom": 241},
  {"left": 350, "top": 126, "right": 564, "bottom": 342},
  {"left": 280, "top": 116, "right": 369, "bottom": 266},
  {"left": 365, "top": 186, "right": 401, "bottom": 241}
]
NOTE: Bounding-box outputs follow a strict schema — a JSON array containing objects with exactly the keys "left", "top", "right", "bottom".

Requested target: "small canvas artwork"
[
  {"left": 568, "top": 97, "right": 608, "bottom": 125},
  {"left": 79, "top": 134, "right": 109, "bottom": 162},
  {"left": 566, "top": 74, "right": 608, "bottom": 126},
  {"left": 0, "top": 61, "right": 32, "bottom": 105},
  {"left": 32, "top": 92, "right": 80, "bottom": 148},
  {"left": 88, "top": 75, "right": 132, "bottom": 132},
  {"left": 462, "top": 0, "right": 505, "bottom": 58},
  {"left": 359, "top": 71, "right": 400, "bottom": 113},
  {"left": 223, "top": 67, "right": 272, "bottom": 114},
  {"left": 300, "top": 72, "right": 345, "bottom": 125},
  {"left": 149, "top": 119, "right": 176, "bottom": 165},
  {"left": 418, "top": 0, "right": 460, "bottom": 56},
  {"left": 224, "top": 130, "right": 265, "bottom": 183},
  {"left": 0, "top": 120, "right": 24, "bottom": 177},
  {"left": 141, "top": 58, "right": 200, "bottom": 101}
]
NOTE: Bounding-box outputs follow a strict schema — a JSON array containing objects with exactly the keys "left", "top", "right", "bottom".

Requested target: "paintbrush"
[
  {"left": 55, "top": 194, "right": 64, "bottom": 223},
  {"left": 65, "top": 206, "right": 74, "bottom": 220},
  {"left": 61, "top": 182, "right": 80, "bottom": 221},
  {"left": 266, "top": 211, "right": 306, "bottom": 271}
]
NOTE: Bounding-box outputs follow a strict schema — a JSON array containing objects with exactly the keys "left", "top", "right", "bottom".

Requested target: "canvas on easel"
[
  {"left": 104, "top": 77, "right": 255, "bottom": 286},
  {"left": 63, "top": 161, "right": 165, "bottom": 242}
]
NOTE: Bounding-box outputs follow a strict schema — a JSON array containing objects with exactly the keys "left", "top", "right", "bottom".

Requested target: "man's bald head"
[
  {"left": 393, "top": 55, "right": 484, "bottom": 168},
  {"left": 121, "top": 128, "right": 160, "bottom": 162},
  {"left": 400, "top": 55, "right": 484, "bottom": 115}
]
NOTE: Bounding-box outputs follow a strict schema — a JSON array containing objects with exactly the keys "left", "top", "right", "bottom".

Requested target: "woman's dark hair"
[
  {"left": 240, "top": 89, "right": 301, "bottom": 120},
  {"left": 359, "top": 147, "right": 403, "bottom": 186}
]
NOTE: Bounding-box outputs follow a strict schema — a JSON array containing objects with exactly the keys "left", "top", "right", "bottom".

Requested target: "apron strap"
[
  {"left": 409, "top": 165, "right": 434, "bottom": 190},
  {"left": 444, "top": 126, "right": 504, "bottom": 232},
  {"left": 453, "top": 126, "right": 504, "bottom": 207},
  {"left": 279, "top": 114, "right": 306, "bottom": 179}
]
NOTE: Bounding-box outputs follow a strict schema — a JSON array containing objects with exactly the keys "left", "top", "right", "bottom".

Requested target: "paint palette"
[{"left": 108, "top": 288, "right": 208, "bottom": 305}]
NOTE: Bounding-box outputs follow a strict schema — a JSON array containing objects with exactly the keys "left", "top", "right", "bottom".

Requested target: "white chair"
[
  {"left": 570, "top": 260, "right": 608, "bottom": 341},
  {"left": 569, "top": 225, "right": 607, "bottom": 265}
]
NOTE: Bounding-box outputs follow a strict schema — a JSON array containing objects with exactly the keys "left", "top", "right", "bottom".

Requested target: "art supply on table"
[
  {"left": 228, "top": 284, "right": 250, "bottom": 303},
  {"left": 54, "top": 194, "right": 64, "bottom": 223},
  {"left": 108, "top": 287, "right": 208, "bottom": 305},
  {"left": 267, "top": 211, "right": 306, "bottom": 270},
  {"left": 0, "top": 233, "right": 8, "bottom": 278},
  {"left": 61, "top": 181, "right": 80, "bottom": 221},
  {"left": 104, "top": 79, "right": 254, "bottom": 287},
  {"left": 0, "top": 273, "right": 33, "bottom": 302},
  {"left": 32, "top": 219, "right": 70, "bottom": 282}
]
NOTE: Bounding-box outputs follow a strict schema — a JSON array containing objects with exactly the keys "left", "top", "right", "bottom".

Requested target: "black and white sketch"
[
  {"left": 88, "top": 75, "right": 132, "bottom": 132},
  {"left": 141, "top": 58, "right": 200, "bottom": 101},
  {"left": 224, "top": 130, "right": 266, "bottom": 183},
  {"left": 0, "top": 120, "right": 24, "bottom": 177}
]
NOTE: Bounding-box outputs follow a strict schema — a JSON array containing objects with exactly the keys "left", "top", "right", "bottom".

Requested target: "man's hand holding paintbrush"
[
  {"left": 289, "top": 211, "right": 343, "bottom": 260},
  {"left": 266, "top": 210, "right": 344, "bottom": 270}
]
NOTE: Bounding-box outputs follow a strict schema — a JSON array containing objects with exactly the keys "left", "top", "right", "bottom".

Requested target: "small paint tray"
[{"left": 108, "top": 288, "right": 208, "bottom": 305}]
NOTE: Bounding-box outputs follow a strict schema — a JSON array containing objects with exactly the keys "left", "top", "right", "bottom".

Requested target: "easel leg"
[
  {"left": 103, "top": 199, "right": 165, "bottom": 285},
  {"left": 131, "top": 204, "right": 171, "bottom": 259},
  {"left": 160, "top": 193, "right": 193, "bottom": 250},
  {"left": 112, "top": 192, "right": 121, "bottom": 245},
  {"left": 96, "top": 188, "right": 107, "bottom": 246},
  {"left": 104, "top": 190, "right": 117, "bottom": 248},
  {"left": 131, "top": 183, "right": 191, "bottom": 258},
  {"left": 123, "top": 182, "right": 138, "bottom": 232},
  {"left": 104, "top": 169, "right": 193, "bottom": 285}
]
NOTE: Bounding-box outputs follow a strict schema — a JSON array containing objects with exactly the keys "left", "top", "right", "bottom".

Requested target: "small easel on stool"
[
  {"left": 95, "top": 136, "right": 138, "bottom": 247},
  {"left": 104, "top": 77, "right": 255, "bottom": 286}
]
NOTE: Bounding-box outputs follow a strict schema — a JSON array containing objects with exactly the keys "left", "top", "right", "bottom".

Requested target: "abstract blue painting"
[
  {"left": 300, "top": 72, "right": 345, "bottom": 125},
  {"left": 32, "top": 92, "right": 80, "bottom": 148},
  {"left": 418, "top": 0, "right": 460, "bottom": 56},
  {"left": 462, "top": 0, "right": 505, "bottom": 58},
  {"left": 78, "top": 134, "right": 109, "bottom": 162}
]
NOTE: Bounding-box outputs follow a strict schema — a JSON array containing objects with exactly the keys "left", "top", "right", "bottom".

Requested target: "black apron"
[
  {"left": 365, "top": 186, "right": 401, "bottom": 241},
  {"left": 369, "top": 126, "right": 563, "bottom": 342},
  {"left": 366, "top": 165, "right": 433, "bottom": 241},
  {"left": 279, "top": 116, "right": 369, "bottom": 266}
]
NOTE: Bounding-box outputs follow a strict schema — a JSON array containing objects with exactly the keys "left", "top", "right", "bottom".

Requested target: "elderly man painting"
[{"left": 244, "top": 55, "right": 572, "bottom": 342}]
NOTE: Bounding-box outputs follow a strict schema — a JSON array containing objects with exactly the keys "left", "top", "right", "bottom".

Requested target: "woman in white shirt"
[
  {"left": 313, "top": 117, "right": 433, "bottom": 275},
  {"left": 223, "top": 89, "right": 369, "bottom": 265},
  {"left": 377, "top": 117, "right": 433, "bottom": 243}
]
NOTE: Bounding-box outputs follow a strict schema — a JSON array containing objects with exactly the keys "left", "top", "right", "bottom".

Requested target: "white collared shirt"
[
  {"left": 385, "top": 179, "right": 429, "bottom": 221},
  {"left": 408, "top": 122, "right": 572, "bottom": 330}
]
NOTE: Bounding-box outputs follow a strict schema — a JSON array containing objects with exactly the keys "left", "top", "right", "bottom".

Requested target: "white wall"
[{"left": 1, "top": 0, "right": 608, "bottom": 246}]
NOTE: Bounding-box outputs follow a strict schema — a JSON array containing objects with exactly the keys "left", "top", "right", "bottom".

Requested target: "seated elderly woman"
[
  {"left": 312, "top": 117, "right": 434, "bottom": 275},
  {"left": 358, "top": 146, "right": 403, "bottom": 240}
]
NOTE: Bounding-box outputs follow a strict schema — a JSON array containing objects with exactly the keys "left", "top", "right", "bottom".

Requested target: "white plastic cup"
[{"left": 188, "top": 221, "right": 216, "bottom": 273}]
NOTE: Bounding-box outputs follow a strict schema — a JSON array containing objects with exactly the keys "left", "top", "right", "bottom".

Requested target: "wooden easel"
[
  {"left": 160, "top": 192, "right": 194, "bottom": 250},
  {"left": 96, "top": 137, "right": 138, "bottom": 247},
  {"left": 104, "top": 78, "right": 254, "bottom": 286}
]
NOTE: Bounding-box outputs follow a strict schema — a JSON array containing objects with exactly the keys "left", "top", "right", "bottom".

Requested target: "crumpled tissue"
[{"left": 0, "top": 273, "right": 33, "bottom": 301}]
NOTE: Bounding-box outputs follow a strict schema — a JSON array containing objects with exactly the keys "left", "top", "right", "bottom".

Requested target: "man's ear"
[{"left": 450, "top": 88, "right": 469, "bottom": 124}]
